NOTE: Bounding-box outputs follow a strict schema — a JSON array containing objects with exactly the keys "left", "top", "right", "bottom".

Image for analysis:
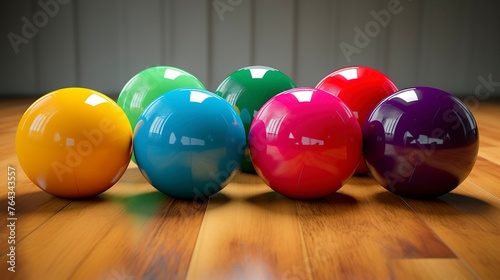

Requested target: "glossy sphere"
[
  {"left": 118, "top": 67, "right": 205, "bottom": 160},
  {"left": 16, "top": 88, "right": 133, "bottom": 199},
  {"left": 363, "top": 87, "right": 479, "bottom": 198},
  {"left": 316, "top": 66, "right": 398, "bottom": 174},
  {"left": 134, "top": 89, "right": 246, "bottom": 200},
  {"left": 249, "top": 88, "right": 362, "bottom": 199},
  {"left": 215, "top": 66, "right": 296, "bottom": 173}
]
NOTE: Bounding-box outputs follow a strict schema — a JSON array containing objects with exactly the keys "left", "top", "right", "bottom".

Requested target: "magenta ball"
[
  {"left": 249, "top": 87, "right": 362, "bottom": 199},
  {"left": 363, "top": 87, "right": 479, "bottom": 198}
]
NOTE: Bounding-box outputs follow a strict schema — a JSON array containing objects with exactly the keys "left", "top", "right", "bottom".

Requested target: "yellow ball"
[{"left": 16, "top": 88, "right": 133, "bottom": 199}]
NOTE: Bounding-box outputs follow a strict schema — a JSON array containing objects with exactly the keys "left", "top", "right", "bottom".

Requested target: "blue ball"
[{"left": 134, "top": 88, "right": 246, "bottom": 200}]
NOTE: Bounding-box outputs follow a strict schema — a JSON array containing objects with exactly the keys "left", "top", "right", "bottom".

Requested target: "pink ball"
[{"left": 249, "top": 87, "right": 362, "bottom": 199}]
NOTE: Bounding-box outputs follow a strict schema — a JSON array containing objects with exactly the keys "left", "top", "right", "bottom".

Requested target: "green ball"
[
  {"left": 215, "top": 66, "right": 296, "bottom": 173},
  {"left": 117, "top": 66, "right": 205, "bottom": 162}
]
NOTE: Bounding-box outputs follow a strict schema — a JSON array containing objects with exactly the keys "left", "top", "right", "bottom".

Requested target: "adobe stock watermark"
[
  {"left": 213, "top": 0, "right": 244, "bottom": 21},
  {"left": 382, "top": 105, "right": 473, "bottom": 191},
  {"left": 463, "top": 74, "right": 500, "bottom": 110},
  {"left": 7, "top": 0, "right": 71, "bottom": 54},
  {"left": 340, "top": 0, "right": 411, "bottom": 63},
  {"left": 187, "top": 141, "right": 246, "bottom": 210},
  {"left": 6, "top": 166, "right": 17, "bottom": 273},
  {"left": 383, "top": 127, "right": 447, "bottom": 191},
  {"left": 51, "top": 118, "right": 117, "bottom": 182}
]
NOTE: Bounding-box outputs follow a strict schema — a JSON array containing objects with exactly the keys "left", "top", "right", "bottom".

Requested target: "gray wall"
[{"left": 1, "top": 0, "right": 500, "bottom": 97}]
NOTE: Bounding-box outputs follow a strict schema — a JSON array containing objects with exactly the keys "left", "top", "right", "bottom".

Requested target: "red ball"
[
  {"left": 316, "top": 66, "right": 398, "bottom": 174},
  {"left": 249, "top": 88, "right": 362, "bottom": 199}
]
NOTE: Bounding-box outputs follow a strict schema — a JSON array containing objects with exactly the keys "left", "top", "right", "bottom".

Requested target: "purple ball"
[{"left": 363, "top": 86, "right": 479, "bottom": 198}]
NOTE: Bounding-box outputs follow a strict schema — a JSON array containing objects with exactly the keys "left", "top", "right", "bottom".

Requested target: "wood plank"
[
  {"left": 472, "top": 103, "right": 500, "bottom": 148},
  {"left": 458, "top": 103, "right": 499, "bottom": 198},
  {"left": 471, "top": 103, "right": 500, "bottom": 131},
  {"left": 402, "top": 180, "right": 500, "bottom": 280},
  {"left": 1, "top": 194, "right": 129, "bottom": 278},
  {"left": 72, "top": 165, "right": 207, "bottom": 279},
  {"left": 0, "top": 175, "right": 70, "bottom": 258},
  {"left": 478, "top": 133, "right": 500, "bottom": 148},
  {"left": 467, "top": 157, "right": 500, "bottom": 199},
  {"left": 0, "top": 101, "right": 26, "bottom": 160},
  {"left": 0, "top": 199, "right": 71, "bottom": 263},
  {"left": 0, "top": 125, "right": 73, "bottom": 260},
  {"left": 478, "top": 147, "right": 500, "bottom": 166},
  {"left": 389, "top": 259, "right": 476, "bottom": 280},
  {"left": 1, "top": 164, "right": 206, "bottom": 279},
  {"left": 297, "top": 177, "right": 456, "bottom": 279},
  {"left": 1, "top": 99, "right": 500, "bottom": 278},
  {"left": 186, "top": 173, "right": 308, "bottom": 279}
]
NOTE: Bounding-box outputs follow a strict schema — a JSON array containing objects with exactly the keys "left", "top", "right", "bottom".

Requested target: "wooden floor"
[{"left": 0, "top": 98, "right": 499, "bottom": 280}]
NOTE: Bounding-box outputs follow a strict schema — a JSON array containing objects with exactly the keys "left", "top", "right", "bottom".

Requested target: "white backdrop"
[{"left": 1, "top": 0, "right": 499, "bottom": 97}]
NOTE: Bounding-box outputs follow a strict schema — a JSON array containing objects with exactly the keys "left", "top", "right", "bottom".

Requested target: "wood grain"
[
  {"left": 186, "top": 173, "right": 307, "bottom": 280},
  {"left": 388, "top": 259, "right": 476, "bottom": 280},
  {"left": 0, "top": 99, "right": 499, "bottom": 279},
  {"left": 296, "top": 178, "right": 457, "bottom": 280},
  {"left": 401, "top": 180, "right": 500, "bottom": 280}
]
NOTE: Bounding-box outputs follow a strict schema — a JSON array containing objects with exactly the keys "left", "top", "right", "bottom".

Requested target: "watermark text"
[{"left": 6, "top": 165, "right": 17, "bottom": 273}]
